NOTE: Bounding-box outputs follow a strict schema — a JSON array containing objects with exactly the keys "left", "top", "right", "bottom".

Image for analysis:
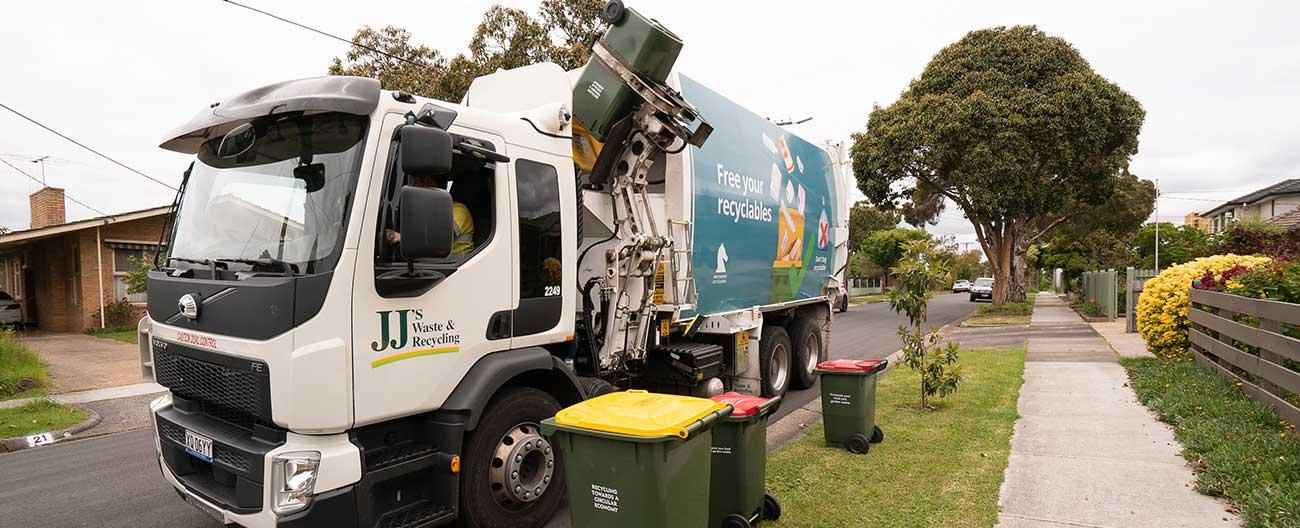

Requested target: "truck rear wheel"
[
  {"left": 789, "top": 316, "right": 822, "bottom": 390},
  {"left": 460, "top": 387, "right": 565, "bottom": 528},
  {"left": 759, "top": 326, "right": 792, "bottom": 397}
]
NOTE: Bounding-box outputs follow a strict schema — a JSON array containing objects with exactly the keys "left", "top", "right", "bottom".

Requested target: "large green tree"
[
  {"left": 852, "top": 26, "right": 1145, "bottom": 304},
  {"left": 329, "top": 0, "right": 605, "bottom": 102},
  {"left": 1035, "top": 169, "right": 1156, "bottom": 288},
  {"left": 1130, "top": 222, "right": 1212, "bottom": 269},
  {"left": 861, "top": 228, "right": 931, "bottom": 288}
]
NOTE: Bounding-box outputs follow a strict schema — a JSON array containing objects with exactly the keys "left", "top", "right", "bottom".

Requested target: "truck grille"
[{"left": 154, "top": 346, "right": 272, "bottom": 429}]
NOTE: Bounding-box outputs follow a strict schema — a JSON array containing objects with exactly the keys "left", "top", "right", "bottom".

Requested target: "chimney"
[{"left": 29, "top": 187, "right": 67, "bottom": 229}]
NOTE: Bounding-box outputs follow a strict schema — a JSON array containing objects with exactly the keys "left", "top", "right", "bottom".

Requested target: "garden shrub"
[
  {"left": 93, "top": 299, "right": 135, "bottom": 331},
  {"left": 1136, "top": 254, "right": 1270, "bottom": 358}
]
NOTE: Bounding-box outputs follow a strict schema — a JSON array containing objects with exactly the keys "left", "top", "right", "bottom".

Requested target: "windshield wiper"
[
  {"left": 213, "top": 257, "right": 299, "bottom": 276},
  {"left": 166, "top": 256, "right": 227, "bottom": 278}
]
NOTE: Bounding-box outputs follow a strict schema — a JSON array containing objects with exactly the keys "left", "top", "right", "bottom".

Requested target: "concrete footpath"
[{"left": 996, "top": 293, "right": 1238, "bottom": 528}]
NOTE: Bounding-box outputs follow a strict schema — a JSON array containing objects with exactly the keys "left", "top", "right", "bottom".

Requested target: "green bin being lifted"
[
  {"left": 815, "top": 359, "right": 888, "bottom": 454},
  {"left": 540, "top": 390, "right": 731, "bottom": 528},
  {"left": 572, "top": 2, "right": 684, "bottom": 141},
  {"left": 708, "top": 392, "right": 782, "bottom": 528}
]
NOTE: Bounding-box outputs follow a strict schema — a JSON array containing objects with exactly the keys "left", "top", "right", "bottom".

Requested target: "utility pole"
[
  {"left": 31, "top": 155, "right": 49, "bottom": 185},
  {"left": 1154, "top": 178, "right": 1160, "bottom": 271}
]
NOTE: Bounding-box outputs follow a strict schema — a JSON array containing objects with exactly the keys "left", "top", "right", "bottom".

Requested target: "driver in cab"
[{"left": 385, "top": 173, "right": 474, "bottom": 256}]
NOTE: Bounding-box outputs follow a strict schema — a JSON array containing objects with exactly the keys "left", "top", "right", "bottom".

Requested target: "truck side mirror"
[
  {"left": 400, "top": 126, "right": 453, "bottom": 177},
  {"left": 399, "top": 185, "right": 454, "bottom": 259}
]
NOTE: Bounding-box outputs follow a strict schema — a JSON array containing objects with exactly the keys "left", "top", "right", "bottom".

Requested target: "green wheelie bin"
[
  {"left": 815, "top": 359, "right": 888, "bottom": 454},
  {"left": 707, "top": 392, "right": 782, "bottom": 528},
  {"left": 540, "top": 390, "right": 731, "bottom": 528},
  {"left": 572, "top": 1, "right": 684, "bottom": 141}
]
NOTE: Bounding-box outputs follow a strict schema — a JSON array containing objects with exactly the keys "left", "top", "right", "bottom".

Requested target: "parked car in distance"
[
  {"left": 0, "top": 291, "right": 21, "bottom": 326},
  {"left": 952, "top": 279, "right": 971, "bottom": 293},
  {"left": 969, "top": 278, "right": 994, "bottom": 302}
]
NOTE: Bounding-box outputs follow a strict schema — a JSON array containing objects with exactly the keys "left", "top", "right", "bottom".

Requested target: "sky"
[{"left": 3, "top": 0, "right": 1299, "bottom": 252}]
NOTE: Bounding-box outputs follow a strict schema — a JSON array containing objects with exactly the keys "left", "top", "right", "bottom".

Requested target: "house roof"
[
  {"left": 1202, "top": 178, "right": 1300, "bottom": 217},
  {"left": 0, "top": 205, "right": 173, "bottom": 248}
]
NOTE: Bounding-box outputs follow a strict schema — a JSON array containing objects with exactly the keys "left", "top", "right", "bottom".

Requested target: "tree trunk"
[
  {"left": 991, "top": 229, "right": 1013, "bottom": 305},
  {"left": 1007, "top": 241, "right": 1029, "bottom": 303}
]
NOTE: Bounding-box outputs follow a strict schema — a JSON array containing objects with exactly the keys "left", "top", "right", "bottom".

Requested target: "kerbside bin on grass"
[
  {"left": 540, "top": 390, "right": 731, "bottom": 528},
  {"left": 815, "top": 359, "right": 888, "bottom": 454},
  {"left": 708, "top": 392, "right": 782, "bottom": 528}
]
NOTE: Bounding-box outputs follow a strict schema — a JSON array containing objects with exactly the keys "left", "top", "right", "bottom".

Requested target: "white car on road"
[{"left": 952, "top": 279, "right": 971, "bottom": 293}]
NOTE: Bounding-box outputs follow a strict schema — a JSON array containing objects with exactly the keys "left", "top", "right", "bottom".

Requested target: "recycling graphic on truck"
[{"left": 681, "top": 74, "right": 838, "bottom": 314}]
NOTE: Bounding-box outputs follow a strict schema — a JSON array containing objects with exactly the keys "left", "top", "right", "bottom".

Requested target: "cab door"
[{"left": 351, "top": 113, "right": 515, "bottom": 425}]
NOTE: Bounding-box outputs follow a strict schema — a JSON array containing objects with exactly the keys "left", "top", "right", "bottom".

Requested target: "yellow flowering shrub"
[{"left": 1136, "top": 254, "right": 1271, "bottom": 358}]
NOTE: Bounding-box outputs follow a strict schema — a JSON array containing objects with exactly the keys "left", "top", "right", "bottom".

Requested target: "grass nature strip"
[
  {"left": 1, "top": 329, "right": 48, "bottom": 401},
  {"left": 1123, "top": 357, "right": 1300, "bottom": 527},
  {"left": 0, "top": 399, "right": 86, "bottom": 439},
  {"left": 765, "top": 348, "right": 1026, "bottom": 528}
]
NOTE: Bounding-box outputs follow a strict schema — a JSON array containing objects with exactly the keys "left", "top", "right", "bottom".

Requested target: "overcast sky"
[{"left": 3, "top": 0, "right": 1298, "bottom": 250}]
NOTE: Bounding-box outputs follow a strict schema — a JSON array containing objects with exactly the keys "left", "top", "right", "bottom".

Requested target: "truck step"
[{"left": 377, "top": 500, "right": 454, "bottom": 528}]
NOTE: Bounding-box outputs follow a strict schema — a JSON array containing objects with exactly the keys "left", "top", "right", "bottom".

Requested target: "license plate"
[
  {"left": 184, "top": 494, "right": 229, "bottom": 525},
  {"left": 184, "top": 430, "right": 214, "bottom": 463}
]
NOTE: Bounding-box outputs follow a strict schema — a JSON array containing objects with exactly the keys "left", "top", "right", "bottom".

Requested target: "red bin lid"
[
  {"left": 710, "top": 392, "right": 773, "bottom": 418},
  {"left": 815, "top": 358, "right": 887, "bottom": 374}
]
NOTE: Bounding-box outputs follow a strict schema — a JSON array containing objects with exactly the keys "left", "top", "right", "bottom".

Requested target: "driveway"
[{"left": 18, "top": 332, "right": 144, "bottom": 393}]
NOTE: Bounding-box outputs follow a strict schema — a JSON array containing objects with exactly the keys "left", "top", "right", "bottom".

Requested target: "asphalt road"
[
  {"left": 772, "top": 292, "right": 975, "bottom": 421},
  {"left": 0, "top": 293, "right": 975, "bottom": 528}
]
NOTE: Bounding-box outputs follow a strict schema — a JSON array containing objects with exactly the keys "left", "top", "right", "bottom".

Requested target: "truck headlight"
[{"left": 271, "top": 451, "right": 320, "bottom": 515}]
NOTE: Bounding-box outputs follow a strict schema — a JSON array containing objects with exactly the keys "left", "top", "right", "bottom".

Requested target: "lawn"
[
  {"left": 766, "top": 348, "right": 1027, "bottom": 528},
  {"left": 1, "top": 330, "right": 49, "bottom": 401},
  {"left": 88, "top": 328, "right": 138, "bottom": 345},
  {"left": 848, "top": 294, "right": 889, "bottom": 304},
  {"left": 1123, "top": 357, "right": 1300, "bottom": 527},
  {"left": 0, "top": 400, "right": 86, "bottom": 439}
]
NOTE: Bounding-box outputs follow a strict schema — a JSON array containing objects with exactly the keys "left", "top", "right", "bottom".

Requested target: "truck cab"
[{"left": 147, "top": 73, "right": 591, "bottom": 527}]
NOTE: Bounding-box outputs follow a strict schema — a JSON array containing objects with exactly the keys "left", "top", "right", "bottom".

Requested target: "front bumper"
[
  {"left": 151, "top": 395, "right": 362, "bottom": 528},
  {"left": 971, "top": 290, "right": 992, "bottom": 299}
]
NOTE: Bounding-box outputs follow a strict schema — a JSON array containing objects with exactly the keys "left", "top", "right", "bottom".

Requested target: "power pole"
[{"left": 1154, "top": 178, "right": 1160, "bottom": 271}]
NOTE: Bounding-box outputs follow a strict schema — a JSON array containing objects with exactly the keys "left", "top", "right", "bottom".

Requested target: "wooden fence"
[{"left": 1188, "top": 288, "right": 1300, "bottom": 425}]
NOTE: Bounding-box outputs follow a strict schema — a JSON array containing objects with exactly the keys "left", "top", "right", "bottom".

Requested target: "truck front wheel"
[
  {"left": 759, "top": 326, "right": 792, "bottom": 397},
  {"left": 460, "top": 387, "right": 565, "bottom": 528}
]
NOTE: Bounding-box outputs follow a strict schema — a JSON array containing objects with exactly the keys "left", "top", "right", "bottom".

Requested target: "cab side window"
[
  {"left": 375, "top": 135, "right": 497, "bottom": 270},
  {"left": 515, "top": 159, "right": 562, "bottom": 299}
]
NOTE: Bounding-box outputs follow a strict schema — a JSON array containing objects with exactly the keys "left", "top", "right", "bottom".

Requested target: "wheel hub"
[
  {"left": 803, "top": 333, "right": 818, "bottom": 375},
  {"left": 771, "top": 343, "right": 790, "bottom": 391},
  {"left": 489, "top": 423, "right": 555, "bottom": 508}
]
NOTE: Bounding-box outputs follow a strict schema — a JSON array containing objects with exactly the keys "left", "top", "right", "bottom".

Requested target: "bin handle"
[
  {"left": 755, "top": 395, "right": 782, "bottom": 416},
  {"left": 867, "top": 358, "right": 890, "bottom": 375},
  {"left": 679, "top": 405, "right": 734, "bottom": 438}
]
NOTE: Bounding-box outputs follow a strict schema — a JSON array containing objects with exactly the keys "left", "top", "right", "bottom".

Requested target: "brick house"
[{"left": 0, "top": 187, "right": 171, "bottom": 332}]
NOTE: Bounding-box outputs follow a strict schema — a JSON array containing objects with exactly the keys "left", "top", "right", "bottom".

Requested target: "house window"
[{"left": 113, "top": 249, "right": 148, "bottom": 303}]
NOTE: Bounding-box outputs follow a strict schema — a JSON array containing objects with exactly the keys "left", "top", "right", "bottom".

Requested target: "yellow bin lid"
[{"left": 554, "top": 390, "right": 730, "bottom": 439}]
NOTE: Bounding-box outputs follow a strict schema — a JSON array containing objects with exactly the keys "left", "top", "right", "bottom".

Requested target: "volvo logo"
[{"left": 178, "top": 294, "right": 200, "bottom": 320}]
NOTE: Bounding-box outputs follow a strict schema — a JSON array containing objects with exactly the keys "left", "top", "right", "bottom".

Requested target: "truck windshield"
[{"left": 168, "top": 112, "right": 368, "bottom": 275}]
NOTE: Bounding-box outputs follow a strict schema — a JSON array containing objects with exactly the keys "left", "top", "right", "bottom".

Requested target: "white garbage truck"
[{"left": 141, "top": 3, "right": 850, "bottom": 527}]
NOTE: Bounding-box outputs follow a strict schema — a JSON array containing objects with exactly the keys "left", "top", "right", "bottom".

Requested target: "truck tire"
[
  {"left": 459, "top": 386, "right": 565, "bottom": 528},
  {"left": 759, "top": 326, "right": 792, "bottom": 397},
  {"left": 788, "top": 316, "right": 821, "bottom": 390}
]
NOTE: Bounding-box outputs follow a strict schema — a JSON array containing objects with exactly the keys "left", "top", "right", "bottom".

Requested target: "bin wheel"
[
  {"left": 722, "top": 514, "right": 752, "bottom": 528},
  {"left": 847, "top": 433, "right": 871, "bottom": 454},
  {"left": 762, "top": 493, "right": 782, "bottom": 521},
  {"left": 871, "top": 425, "right": 884, "bottom": 444},
  {"left": 602, "top": 1, "right": 626, "bottom": 24}
]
